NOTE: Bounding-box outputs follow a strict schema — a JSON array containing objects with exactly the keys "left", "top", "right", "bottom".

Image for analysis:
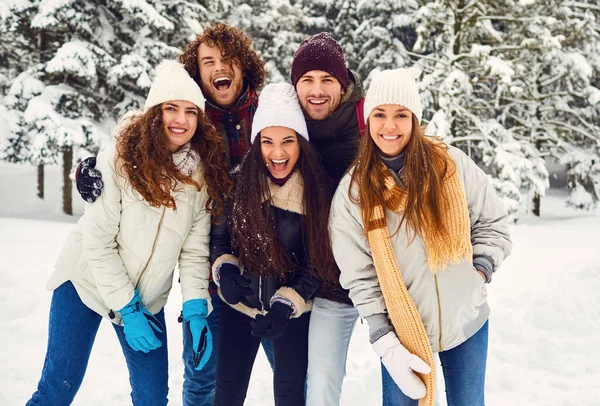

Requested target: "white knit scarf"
[{"left": 171, "top": 142, "right": 200, "bottom": 176}]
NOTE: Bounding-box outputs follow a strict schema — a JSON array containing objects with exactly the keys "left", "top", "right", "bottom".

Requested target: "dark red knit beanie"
[{"left": 290, "top": 32, "right": 349, "bottom": 90}]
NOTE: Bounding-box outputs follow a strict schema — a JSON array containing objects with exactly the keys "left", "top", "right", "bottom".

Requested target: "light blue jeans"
[
  {"left": 306, "top": 297, "right": 360, "bottom": 405},
  {"left": 27, "top": 281, "right": 169, "bottom": 405},
  {"left": 382, "top": 321, "right": 489, "bottom": 406}
]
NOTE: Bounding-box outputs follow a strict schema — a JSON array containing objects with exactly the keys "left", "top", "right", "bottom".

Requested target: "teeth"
[
  {"left": 169, "top": 128, "right": 186, "bottom": 134},
  {"left": 214, "top": 77, "right": 231, "bottom": 85},
  {"left": 308, "top": 99, "right": 327, "bottom": 105},
  {"left": 272, "top": 159, "right": 288, "bottom": 164},
  {"left": 381, "top": 134, "right": 400, "bottom": 140}
]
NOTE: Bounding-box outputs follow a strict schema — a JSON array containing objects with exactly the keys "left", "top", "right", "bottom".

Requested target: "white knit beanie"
[
  {"left": 144, "top": 60, "right": 205, "bottom": 111},
  {"left": 363, "top": 67, "right": 423, "bottom": 123},
  {"left": 250, "top": 83, "right": 308, "bottom": 143}
]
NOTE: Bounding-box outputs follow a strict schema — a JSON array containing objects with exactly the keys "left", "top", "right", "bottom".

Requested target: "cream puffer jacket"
[{"left": 47, "top": 142, "right": 212, "bottom": 325}]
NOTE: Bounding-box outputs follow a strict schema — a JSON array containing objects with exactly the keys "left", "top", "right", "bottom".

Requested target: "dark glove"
[
  {"left": 251, "top": 302, "right": 292, "bottom": 340},
  {"left": 219, "top": 263, "right": 253, "bottom": 305},
  {"left": 76, "top": 157, "right": 104, "bottom": 203},
  {"left": 118, "top": 290, "right": 163, "bottom": 353}
]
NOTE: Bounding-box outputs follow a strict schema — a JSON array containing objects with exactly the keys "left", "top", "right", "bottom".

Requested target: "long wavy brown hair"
[
  {"left": 179, "top": 23, "right": 266, "bottom": 92},
  {"left": 230, "top": 134, "right": 338, "bottom": 285},
  {"left": 350, "top": 114, "right": 453, "bottom": 242},
  {"left": 115, "top": 105, "right": 232, "bottom": 217}
]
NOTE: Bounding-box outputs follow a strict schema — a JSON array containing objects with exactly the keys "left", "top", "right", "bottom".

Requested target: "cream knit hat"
[
  {"left": 250, "top": 83, "right": 309, "bottom": 143},
  {"left": 363, "top": 67, "right": 423, "bottom": 123},
  {"left": 144, "top": 60, "right": 205, "bottom": 111}
]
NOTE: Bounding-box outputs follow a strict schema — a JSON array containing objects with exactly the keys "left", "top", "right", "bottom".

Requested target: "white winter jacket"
[
  {"left": 330, "top": 146, "right": 512, "bottom": 352},
  {"left": 47, "top": 142, "right": 212, "bottom": 324}
]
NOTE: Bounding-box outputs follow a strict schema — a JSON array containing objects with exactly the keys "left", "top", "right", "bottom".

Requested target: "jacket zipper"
[
  {"left": 434, "top": 274, "right": 443, "bottom": 351},
  {"left": 258, "top": 276, "right": 264, "bottom": 311},
  {"left": 135, "top": 206, "right": 167, "bottom": 290}
]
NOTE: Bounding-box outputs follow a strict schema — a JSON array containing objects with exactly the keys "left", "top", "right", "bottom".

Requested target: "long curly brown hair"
[
  {"left": 179, "top": 23, "right": 266, "bottom": 92},
  {"left": 350, "top": 114, "right": 453, "bottom": 242},
  {"left": 115, "top": 105, "right": 232, "bottom": 218},
  {"left": 230, "top": 134, "right": 338, "bottom": 286}
]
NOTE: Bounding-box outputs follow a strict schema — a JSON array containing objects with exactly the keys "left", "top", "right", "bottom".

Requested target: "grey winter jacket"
[{"left": 329, "top": 146, "right": 512, "bottom": 352}]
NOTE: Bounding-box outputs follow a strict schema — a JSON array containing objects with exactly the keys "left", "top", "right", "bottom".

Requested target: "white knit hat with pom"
[
  {"left": 363, "top": 67, "right": 423, "bottom": 123},
  {"left": 144, "top": 60, "right": 205, "bottom": 111},
  {"left": 251, "top": 83, "right": 308, "bottom": 143}
]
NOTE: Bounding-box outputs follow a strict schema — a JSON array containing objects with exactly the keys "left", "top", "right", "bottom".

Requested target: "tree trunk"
[
  {"left": 532, "top": 193, "right": 541, "bottom": 217},
  {"left": 63, "top": 147, "right": 73, "bottom": 215},
  {"left": 37, "top": 163, "right": 44, "bottom": 199}
]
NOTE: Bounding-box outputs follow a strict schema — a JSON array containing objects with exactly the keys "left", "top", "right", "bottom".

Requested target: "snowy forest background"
[{"left": 0, "top": 0, "right": 599, "bottom": 220}]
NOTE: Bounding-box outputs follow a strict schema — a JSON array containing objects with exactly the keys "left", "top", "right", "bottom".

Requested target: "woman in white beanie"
[
  {"left": 329, "top": 68, "right": 512, "bottom": 406},
  {"left": 209, "top": 83, "right": 336, "bottom": 406},
  {"left": 27, "top": 60, "right": 232, "bottom": 405}
]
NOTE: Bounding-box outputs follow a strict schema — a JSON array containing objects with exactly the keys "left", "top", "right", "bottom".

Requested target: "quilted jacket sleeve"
[
  {"left": 450, "top": 147, "right": 512, "bottom": 282},
  {"left": 80, "top": 142, "right": 134, "bottom": 311},
  {"left": 178, "top": 186, "right": 212, "bottom": 311}
]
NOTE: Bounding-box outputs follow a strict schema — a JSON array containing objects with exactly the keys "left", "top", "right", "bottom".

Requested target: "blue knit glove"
[
  {"left": 118, "top": 291, "right": 163, "bottom": 353},
  {"left": 183, "top": 299, "right": 213, "bottom": 370}
]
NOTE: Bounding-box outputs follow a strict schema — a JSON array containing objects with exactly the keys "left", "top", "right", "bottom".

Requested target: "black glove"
[
  {"left": 251, "top": 302, "right": 292, "bottom": 340},
  {"left": 76, "top": 157, "right": 104, "bottom": 203},
  {"left": 219, "top": 263, "right": 253, "bottom": 305}
]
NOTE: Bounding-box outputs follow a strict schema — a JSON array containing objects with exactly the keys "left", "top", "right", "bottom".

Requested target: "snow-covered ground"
[{"left": 1, "top": 162, "right": 599, "bottom": 406}]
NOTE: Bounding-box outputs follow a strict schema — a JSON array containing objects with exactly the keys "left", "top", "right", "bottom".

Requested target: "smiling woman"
[
  {"left": 209, "top": 83, "right": 338, "bottom": 406},
  {"left": 260, "top": 126, "right": 301, "bottom": 179},
  {"left": 25, "top": 60, "right": 233, "bottom": 406},
  {"left": 161, "top": 101, "right": 200, "bottom": 152}
]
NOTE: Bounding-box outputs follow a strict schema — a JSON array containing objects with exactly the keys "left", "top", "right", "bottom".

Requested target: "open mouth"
[
  {"left": 270, "top": 158, "right": 289, "bottom": 173},
  {"left": 213, "top": 76, "right": 232, "bottom": 92},
  {"left": 380, "top": 134, "right": 401, "bottom": 141}
]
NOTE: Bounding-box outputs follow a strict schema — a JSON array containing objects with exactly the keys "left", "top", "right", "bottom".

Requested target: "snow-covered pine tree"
[
  {"left": 352, "top": 0, "right": 418, "bottom": 84},
  {"left": 489, "top": 0, "right": 600, "bottom": 212},
  {"left": 413, "top": 0, "right": 550, "bottom": 220},
  {"left": 1, "top": 0, "right": 212, "bottom": 214}
]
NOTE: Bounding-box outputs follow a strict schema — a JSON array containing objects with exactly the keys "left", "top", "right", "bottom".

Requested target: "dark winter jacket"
[
  {"left": 306, "top": 71, "right": 364, "bottom": 187},
  {"left": 306, "top": 71, "right": 365, "bottom": 305},
  {"left": 212, "top": 172, "right": 321, "bottom": 318}
]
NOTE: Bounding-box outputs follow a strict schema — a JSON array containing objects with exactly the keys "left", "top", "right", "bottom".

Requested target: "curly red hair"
[
  {"left": 179, "top": 23, "right": 266, "bottom": 92},
  {"left": 115, "top": 106, "right": 232, "bottom": 217}
]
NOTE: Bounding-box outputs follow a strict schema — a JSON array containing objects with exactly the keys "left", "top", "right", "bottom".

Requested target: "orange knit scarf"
[{"left": 366, "top": 155, "right": 471, "bottom": 406}]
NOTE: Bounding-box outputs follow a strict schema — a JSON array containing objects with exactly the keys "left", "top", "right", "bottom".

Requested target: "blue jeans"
[
  {"left": 382, "top": 320, "right": 489, "bottom": 406},
  {"left": 182, "top": 292, "right": 275, "bottom": 406},
  {"left": 27, "top": 281, "right": 169, "bottom": 405},
  {"left": 306, "top": 297, "right": 359, "bottom": 405}
]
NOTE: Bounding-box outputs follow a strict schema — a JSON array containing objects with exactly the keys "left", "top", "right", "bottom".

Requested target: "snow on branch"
[{"left": 45, "top": 40, "right": 97, "bottom": 82}]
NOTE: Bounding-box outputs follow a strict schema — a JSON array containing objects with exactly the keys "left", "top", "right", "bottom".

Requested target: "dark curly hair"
[
  {"left": 179, "top": 23, "right": 266, "bottom": 92},
  {"left": 115, "top": 106, "right": 233, "bottom": 218}
]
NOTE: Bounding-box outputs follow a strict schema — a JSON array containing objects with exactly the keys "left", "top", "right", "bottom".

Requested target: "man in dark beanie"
[
  {"left": 290, "top": 32, "right": 379, "bottom": 406},
  {"left": 291, "top": 32, "right": 363, "bottom": 187}
]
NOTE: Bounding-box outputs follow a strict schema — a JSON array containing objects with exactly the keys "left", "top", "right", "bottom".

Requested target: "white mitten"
[{"left": 372, "top": 331, "right": 431, "bottom": 399}]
